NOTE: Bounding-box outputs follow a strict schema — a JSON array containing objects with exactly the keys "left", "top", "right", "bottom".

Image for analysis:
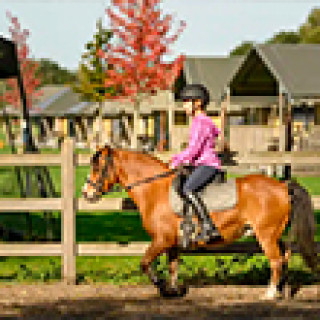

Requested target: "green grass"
[
  {"left": 294, "top": 176, "right": 320, "bottom": 196},
  {"left": 0, "top": 209, "right": 318, "bottom": 242},
  {"left": 0, "top": 210, "right": 150, "bottom": 242},
  {"left": 0, "top": 254, "right": 316, "bottom": 285}
]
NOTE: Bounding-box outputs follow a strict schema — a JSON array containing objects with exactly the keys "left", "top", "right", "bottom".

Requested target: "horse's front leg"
[
  {"left": 168, "top": 247, "right": 179, "bottom": 288},
  {"left": 140, "top": 238, "right": 169, "bottom": 288},
  {"left": 167, "top": 247, "right": 189, "bottom": 297},
  {"left": 140, "top": 239, "right": 188, "bottom": 298}
]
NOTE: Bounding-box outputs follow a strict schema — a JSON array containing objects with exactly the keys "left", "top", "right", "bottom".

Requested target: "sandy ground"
[{"left": 0, "top": 284, "right": 318, "bottom": 319}]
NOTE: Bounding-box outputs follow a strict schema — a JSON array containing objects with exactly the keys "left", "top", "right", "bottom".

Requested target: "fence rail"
[
  {"left": 0, "top": 196, "right": 318, "bottom": 212},
  {"left": 0, "top": 139, "right": 319, "bottom": 284},
  {"left": 0, "top": 242, "right": 319, "bottom": 257}
]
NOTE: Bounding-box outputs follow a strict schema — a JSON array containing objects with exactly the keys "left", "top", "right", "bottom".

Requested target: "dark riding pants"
[{"left": 182, "top": 165, "right": 219, "bottom": 195}]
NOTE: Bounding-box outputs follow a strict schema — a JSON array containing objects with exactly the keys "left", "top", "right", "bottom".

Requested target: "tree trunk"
[{"left": 131, "top": 100, "right": 140, "bottom": 149}]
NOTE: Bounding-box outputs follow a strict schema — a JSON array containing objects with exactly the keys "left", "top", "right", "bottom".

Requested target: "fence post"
[{"left": 61, "top": 137, "right": 76, "bottom": 284}]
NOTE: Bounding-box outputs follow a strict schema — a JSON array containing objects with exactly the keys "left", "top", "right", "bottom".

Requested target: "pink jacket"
[{"left": 171, "top": 113, "right": 221, "bottom": 169}]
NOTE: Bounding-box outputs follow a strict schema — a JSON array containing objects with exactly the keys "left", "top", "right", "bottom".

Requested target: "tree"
[
  {"left": 267, "top": 31, "right": 301, "bottom": 44},
  {"left": 100, "top": 0, "right": 185, "bottom": 149},
  {"left": 2, "top": 12, "right": 43, "bottom": 111},
  {"left": 0, "top": 11, "right": 43, "bottom": 151},
  {"left": 230, "top": 41, "right": 254, "bottom": 56},
  {"left": 300, "top": 8, "right": 320, "bottom": 43},
  {"left": 74, "top": 19, "right": 114, "bottom": 102},
  {"left": 73, "top": 19, "right": 116, "bottom": 146},
  {"left": 37, "top": 58, "right": 77, "bottom": 85}
]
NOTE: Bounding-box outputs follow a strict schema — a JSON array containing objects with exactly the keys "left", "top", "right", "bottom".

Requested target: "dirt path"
[{"left": 0, "top": 283, "right": 318, "bottom": 319}]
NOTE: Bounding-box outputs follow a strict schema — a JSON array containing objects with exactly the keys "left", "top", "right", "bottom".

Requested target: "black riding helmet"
[{"left": 179, "top": 84, "right": 210, "bottom": 110}]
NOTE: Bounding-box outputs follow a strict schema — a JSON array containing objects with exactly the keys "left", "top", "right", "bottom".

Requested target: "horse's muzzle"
[{"left": 82, "top": 183, "right": 100, "bottom": 202}]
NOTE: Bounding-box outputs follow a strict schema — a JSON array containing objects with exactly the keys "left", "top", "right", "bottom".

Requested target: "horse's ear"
[{"left": 104, "top": 141, "right": 112, "bottom": 149}]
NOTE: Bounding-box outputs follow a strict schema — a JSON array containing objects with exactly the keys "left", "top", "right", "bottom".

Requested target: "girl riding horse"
[{"left": 170, "top": 84, "right": 222, "bottom": 246}]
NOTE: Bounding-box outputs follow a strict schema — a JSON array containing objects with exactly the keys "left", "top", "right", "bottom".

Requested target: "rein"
[{"left": 125, "top": 168, "right": 178, "bottom": 191}]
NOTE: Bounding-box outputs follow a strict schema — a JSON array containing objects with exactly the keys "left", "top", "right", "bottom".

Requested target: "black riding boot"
[
  {"left": 180, "top": 203, "right": 196, "bottom": 249},
  {"left": 184, "top": 191, "right": 221, "bottom": 243}
]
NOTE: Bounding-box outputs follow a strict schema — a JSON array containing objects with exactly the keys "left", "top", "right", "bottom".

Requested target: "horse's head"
[{"left": 82, "top": 144, "right": 118, "bottom": 202}]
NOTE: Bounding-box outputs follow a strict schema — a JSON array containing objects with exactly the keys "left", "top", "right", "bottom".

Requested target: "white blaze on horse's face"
[{"left": 82, "top": 173, "right": 102, "bottom": 201}]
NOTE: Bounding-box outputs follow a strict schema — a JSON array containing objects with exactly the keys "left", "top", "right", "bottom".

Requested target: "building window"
[
  {"left": 174, "top": 111, "right": 188, "bottom": 125},
  {"left": 87, "top": 117, "right": 93, "bottom": 129},
  {"left": 229, "top": 116, "right": 245, "bottom": 126},
  {"left": 68, "top": 118, "right": 76, "bottom": 137}
]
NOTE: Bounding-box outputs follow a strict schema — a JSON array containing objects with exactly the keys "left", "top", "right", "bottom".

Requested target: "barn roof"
[
  {"left": 229, "top": 44, "right": 320, "bottom": 99},
  {"left": 183, "top": 55, "right": 245, "bottom": 102},
  {"left": 28, "top": 87, "right": 176, "bottom": 117},
  {"left": 39, "top": 87, "right": 88, "bottom": 116}
]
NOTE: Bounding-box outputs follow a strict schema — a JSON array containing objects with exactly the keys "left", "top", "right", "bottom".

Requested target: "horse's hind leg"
[
  {"left": 258, "top": 236, "right": 286, "bottom": 300},
  {"left": 277, "top": 239, "right": 292, "bottom": 298}
]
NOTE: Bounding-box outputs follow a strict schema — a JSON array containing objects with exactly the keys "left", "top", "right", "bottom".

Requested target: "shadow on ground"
[{"left": 1, "top": 284, "right": 318, "bottom": 320}]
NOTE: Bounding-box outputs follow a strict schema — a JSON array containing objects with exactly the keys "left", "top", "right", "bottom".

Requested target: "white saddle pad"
[{"left": 170, "top": 178, "right": 238, "bottom": 214}]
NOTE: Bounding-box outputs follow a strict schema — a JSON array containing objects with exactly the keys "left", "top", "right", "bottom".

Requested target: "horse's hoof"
[
  {"left": 260, "top": 284, "right": 280, "bottom": 301},
  {"left": 159, "top": 283, "right": 189, "bottom": 298},
  {"left": 260, "top": 292, "right": 281, "bottom": 301},
  {"left": 279, "top": 284, "right": 293, "bottom": 300},
  {"left": 289, "top": 284, "right": 301, "bottom": 298}
]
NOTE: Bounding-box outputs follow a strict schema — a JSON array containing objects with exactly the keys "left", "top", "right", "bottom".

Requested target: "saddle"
[{"left": 170, "top": 165, "right": 238, "bottom": 216}]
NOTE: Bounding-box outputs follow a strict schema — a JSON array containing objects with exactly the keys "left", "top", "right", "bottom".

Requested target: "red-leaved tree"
[
  {"left": 1, "top": 11, "right": 43, "bottom": 148},
  {"left": 100, "top": 0, "right": 186, "bottom": 148}
]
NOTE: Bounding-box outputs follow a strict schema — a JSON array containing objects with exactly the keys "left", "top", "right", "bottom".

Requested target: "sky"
[{"left": 0, "top": 0, "right": 319, "bottom": 71}]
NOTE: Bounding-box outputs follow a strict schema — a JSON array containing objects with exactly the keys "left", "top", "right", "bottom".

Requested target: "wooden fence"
[{"left": 0, "top": 138, "right": 319, "bottom": 284}]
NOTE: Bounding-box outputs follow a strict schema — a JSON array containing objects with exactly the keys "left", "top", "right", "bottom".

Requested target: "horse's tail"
[{"left": 286, "top": 179, "right": 319, "bottom": 274}]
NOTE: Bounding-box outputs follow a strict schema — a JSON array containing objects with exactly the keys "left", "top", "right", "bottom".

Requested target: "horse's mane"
[
  {"left": 115, "top": 146, "right": 168, "bottom": 169},
  {"left": 93, "top": 144, "right": 168, "bottom": 170}
]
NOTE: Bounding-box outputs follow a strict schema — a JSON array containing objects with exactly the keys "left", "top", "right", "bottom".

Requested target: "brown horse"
[{"left": 82, "top": 144, "right": 319, "bottom": 299}]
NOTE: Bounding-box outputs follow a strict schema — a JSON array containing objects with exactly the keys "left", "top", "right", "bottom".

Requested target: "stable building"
[
  {"left": 226, "top": 44, "right": 320, "bottom": 154},
  {"left": 184, "top": 45, "right": 320, "bottom": 156}
]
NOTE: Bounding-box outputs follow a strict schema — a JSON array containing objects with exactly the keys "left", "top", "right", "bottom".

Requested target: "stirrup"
[
  {"left": 194, "top": 223, "right": 220, "bottom": 243},
  {"left": 179, "top": 219, "right": 196, "bottom": 249}
]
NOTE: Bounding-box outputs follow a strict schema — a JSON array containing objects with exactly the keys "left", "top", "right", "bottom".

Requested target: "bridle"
[
  {"left": 86, "top": 148, "right": 115, "bottom": 194},
  {"left": 87, "top": 148, "right": 178, "bottom": 194}
]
